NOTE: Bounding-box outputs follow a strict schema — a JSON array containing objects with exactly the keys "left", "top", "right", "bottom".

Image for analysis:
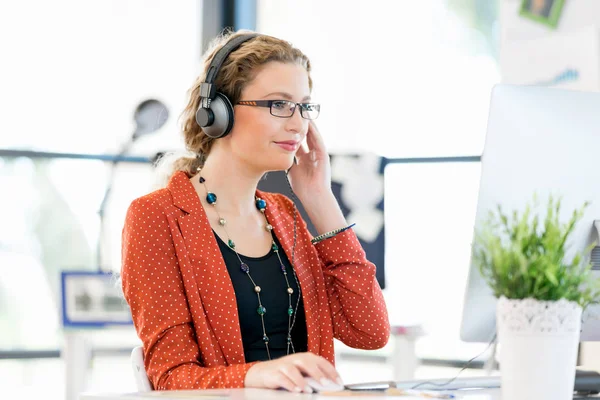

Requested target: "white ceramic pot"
[{"left": 496, "top": 296, "right": 582, "bottom": 400}]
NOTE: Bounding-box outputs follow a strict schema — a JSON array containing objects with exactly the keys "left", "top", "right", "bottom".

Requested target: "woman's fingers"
[
  {"left": 272, "top": 371, "right": 303, "bottom": 393},
  {"left": 292, "top": 358, "right": 326, "bottom": 384},
  {"left": 292, "top": 354, "right": 342, "bottom": 387},
  {"left": 315, "top": 356, "right": 343, "bottom": 385},
  {"left": 253, "top": 353, "right": 342, "bottom": 393},
  {"left": 280, "top": 365, "right": 312, "bottom": 393},
  {"left": 295, "top": 141, "right": 309, "bottom": 157},
  {"left": 306, "top": 121, "right": 326, "bottom": 153}
]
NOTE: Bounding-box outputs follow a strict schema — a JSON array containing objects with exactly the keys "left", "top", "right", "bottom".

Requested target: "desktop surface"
[
  {"left": 79, "top": 388, "right": 600, "bottom": 400},
  {"left": 79, "top": 370, "right": 600, "bottom": 400},
  {"left": 80, "top": 387, "right": 498, "bottom": 400}
]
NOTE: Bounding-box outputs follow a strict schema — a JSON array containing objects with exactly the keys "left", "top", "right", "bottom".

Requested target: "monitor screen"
[{"left": 460, "top": 84, "right": 600, "bottom": 343}]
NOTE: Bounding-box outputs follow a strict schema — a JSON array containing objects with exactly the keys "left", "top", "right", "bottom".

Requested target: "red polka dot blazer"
[{"left": 121, "top": 170, "right": 390, "bottom": 390}]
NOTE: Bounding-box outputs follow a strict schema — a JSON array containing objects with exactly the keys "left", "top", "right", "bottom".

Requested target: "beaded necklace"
[{"left": 198, "top": 170, "right": 302, "bottom": 359}]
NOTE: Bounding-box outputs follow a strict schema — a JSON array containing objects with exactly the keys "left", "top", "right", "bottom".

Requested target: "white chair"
[{"left": 131, "top": 346, "right": 153, "bottom": 392}]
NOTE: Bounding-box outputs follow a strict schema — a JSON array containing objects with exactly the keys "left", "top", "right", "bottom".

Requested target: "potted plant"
[{"left": 473, "top": 194, "right": 600, "bottom": 400}]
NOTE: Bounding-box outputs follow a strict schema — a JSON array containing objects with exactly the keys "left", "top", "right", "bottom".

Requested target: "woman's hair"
[{"left": 154, "top": 29, "right": 312, "bottom": 187}]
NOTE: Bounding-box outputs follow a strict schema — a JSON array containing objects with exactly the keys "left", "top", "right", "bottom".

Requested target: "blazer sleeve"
[
  {"left": 316, "top": 229, "right": 390, "bottom": 349},
  {"left": 297, "top": 206, "right": 390, "bottom": 349},
  {"left": 121, "top": 196, "right": 257, "bottom": 390}
]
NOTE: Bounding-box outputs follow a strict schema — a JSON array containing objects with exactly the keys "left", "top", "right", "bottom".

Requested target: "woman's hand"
[
  {"left": 287, "top": 121, "right": 348, "bottom": 234},
  {"left": 244, "top": 352, "right": 343, "bottom": 394},
  {"left": 288, "top": 121, "right": 332, "bottom": 202}
]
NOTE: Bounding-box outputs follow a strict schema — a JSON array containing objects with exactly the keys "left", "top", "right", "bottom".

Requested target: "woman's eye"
[{"left": 272, "top": 101, "right": 288, "bottom": 110}]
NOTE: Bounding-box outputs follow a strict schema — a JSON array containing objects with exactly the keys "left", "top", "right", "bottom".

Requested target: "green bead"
[
  {"left": 257, "top": 306, "right": 266, "bottom": 315},
  {"left": 288, "top": 307, "right": 294, "bottom": 316},
  {"left": 272, "top": 243, "right": 278, "bottom": 251},
  {"left": 228, "top": 239, "right": 235, "bottom": 249}
]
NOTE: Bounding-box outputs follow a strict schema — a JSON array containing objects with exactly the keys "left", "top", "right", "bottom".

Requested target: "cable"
[{"left": 410, "top": 334, "right": 497, "bottom": 390}]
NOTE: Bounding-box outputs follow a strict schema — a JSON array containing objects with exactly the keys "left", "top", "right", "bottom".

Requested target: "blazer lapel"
[
  {"left": 168, "top": 172, "right": 246, "bottom": 365},
  {"left": 260, "top": 191, "right": 322, "bottom": 356}
]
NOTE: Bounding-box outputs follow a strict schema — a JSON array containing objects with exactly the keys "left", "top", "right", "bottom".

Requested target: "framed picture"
[
  {"left": 519, "top": 0, "right": 566, "bottom": 28},
  {"left": 61, "top": 271, "right": 132, "bottom": 328}
]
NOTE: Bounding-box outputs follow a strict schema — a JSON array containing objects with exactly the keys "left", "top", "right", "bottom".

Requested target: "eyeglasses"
[{"left": 237, "top": 100, "right": 320, "bottom": 120}]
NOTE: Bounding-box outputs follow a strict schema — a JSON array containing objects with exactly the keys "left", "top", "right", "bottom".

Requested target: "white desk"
[{"left": 80, "top": 388, "right": 499, "bottom": 400}]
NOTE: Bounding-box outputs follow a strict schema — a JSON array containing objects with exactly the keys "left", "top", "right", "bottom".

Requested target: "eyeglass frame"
[{"left": 236, "top": 100, "right": 320, "bottom": 120}]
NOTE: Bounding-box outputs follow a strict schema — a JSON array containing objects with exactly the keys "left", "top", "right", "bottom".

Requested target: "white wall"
[{"left": 500, "top": 0, "right": 600, "bottom": 90}]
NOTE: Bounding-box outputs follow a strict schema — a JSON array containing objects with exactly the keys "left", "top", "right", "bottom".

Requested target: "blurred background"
[{"left": 2, "top": 0, "right": 598, "bottom": 399}]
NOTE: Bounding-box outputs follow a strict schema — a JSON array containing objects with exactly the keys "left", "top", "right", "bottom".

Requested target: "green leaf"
[
  {"left": 544, "top": 269, "right": 558, "bottom": 286},
  {"left": 472, "top": 194, "right": 599, "bottom": 308}
]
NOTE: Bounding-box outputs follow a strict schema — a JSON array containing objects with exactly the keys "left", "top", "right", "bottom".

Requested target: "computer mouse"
[{"left": 305, "top": 377, "right": 345, "bottom": 392}]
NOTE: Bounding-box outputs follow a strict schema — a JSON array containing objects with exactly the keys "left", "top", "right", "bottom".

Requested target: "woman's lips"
[{"left": 274, "top": 141, "right": 299, "bottom": 151}]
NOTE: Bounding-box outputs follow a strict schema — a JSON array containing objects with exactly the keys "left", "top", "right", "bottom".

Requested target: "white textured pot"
[{"left": 496, "top": 296, "right": 582, "bottom": 400}]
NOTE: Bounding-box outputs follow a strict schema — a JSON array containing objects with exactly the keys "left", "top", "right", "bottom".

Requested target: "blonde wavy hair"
[{"left": 154, "top": 30, "right": 312, "bottom": 187}]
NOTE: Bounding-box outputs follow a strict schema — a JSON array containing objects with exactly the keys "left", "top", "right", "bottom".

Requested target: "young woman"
[{"left": 121, "top": 30, "right": 390, "bottom": 394}]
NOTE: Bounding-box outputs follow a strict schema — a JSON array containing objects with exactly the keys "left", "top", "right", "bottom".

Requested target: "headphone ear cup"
[
  {"left": 201, "top": 92, "right": 235, "bottom": 139},
  {"left": 195, "top": 106, "right": 214, "bottom": 128}
]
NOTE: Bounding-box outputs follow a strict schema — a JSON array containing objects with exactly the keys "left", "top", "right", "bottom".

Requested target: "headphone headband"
[{"left": 200, "top": 33, "right": 259, "bottom": 101}]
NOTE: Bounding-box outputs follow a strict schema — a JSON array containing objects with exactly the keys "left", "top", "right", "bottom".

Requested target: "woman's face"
[{"left": 226, "top": 61, "right": 311, "bottom": 173}]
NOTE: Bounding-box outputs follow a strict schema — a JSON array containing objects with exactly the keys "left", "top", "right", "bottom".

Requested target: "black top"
[{"left": 214, "top": 231, "right": 308, "bottom": 362}]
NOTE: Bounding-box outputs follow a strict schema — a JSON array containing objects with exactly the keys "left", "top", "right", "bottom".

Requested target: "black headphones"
[{"left": 195, "top": 33, "right": 259, "bottom": 139}]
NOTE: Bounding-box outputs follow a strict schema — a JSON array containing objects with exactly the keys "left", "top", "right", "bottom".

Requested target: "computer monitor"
[{"left": 460, "top": 84, "right": 600, "bottom": 343}]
